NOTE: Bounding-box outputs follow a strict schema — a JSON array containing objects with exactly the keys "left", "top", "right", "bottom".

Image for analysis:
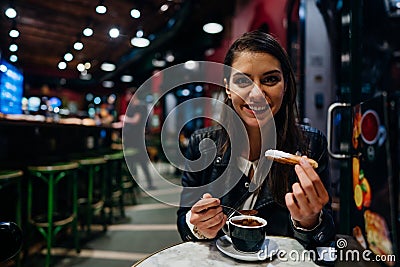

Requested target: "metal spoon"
[
  {"left": 220, "top": 205, "right": 258, "bottom": 218},
  {"left": 220, "top": 205, "right": 258, "bottom": 238}
]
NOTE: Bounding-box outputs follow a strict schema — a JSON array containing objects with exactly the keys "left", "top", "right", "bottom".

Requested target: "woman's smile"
[{"left": 242, "top": 103, "right": 269, "bottom": 115}]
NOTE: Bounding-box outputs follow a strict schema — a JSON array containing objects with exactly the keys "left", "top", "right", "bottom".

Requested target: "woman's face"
[{"left": 225, "top": 51, "right": 285, "bottom": 129}]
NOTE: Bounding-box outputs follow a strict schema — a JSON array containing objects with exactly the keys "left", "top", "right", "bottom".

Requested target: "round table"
[{"left": 132, "top": 236, "right": 320, "bottom": 267}]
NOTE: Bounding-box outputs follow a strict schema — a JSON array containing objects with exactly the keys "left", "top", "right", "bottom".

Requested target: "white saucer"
[{"left": 216, "top": 235, "right": 279, "bottom": 262}]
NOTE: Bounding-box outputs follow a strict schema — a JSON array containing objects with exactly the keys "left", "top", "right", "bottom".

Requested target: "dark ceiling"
[{"left": 0, "top": 0, "right": 234, "bottom": 93}]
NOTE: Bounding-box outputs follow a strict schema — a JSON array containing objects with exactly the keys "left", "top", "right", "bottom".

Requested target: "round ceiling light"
[
  {"left": 9, "top": 29, "right": 19, "bottom": 38},
  {"left": 77, "top": 63, "right": 85, "bottom": 72},
  {"left": 203, "top": 22, "right": 223, "bottom": 34},
  {"left": 121, "top": 75, "right": 133, "bottom": 83},
  {"left": 96, "top": 5, "right": 107, "bottom": 14},
  {"left": 9, "top": 55, "right": 18, "bottom": 62},
  {"left": 9, "top": 43, "right": 18, "bottom": 52},
  {"left": 109, "top": 28, "right": 120, "bottom": 38},
  {"left": 64, "top": 53, "right": 73, "bottom": 62},
  {"left": 73, "top": 41, "right": 83, "bottom": 50},
  {"left": 130, "top": 9, "right": 140, "bottom": 18},
  {"left": 80, "top": 73, "right": 92, "bottom": 80},
  {"left": 152, "top": 59, "right": 166, "bottom": 67},
  {"left": 101, "top": 62, "right": 116, "bottom": 72},
  {"left": 58, "top": 61, "right": 67, "bottom": 70},
  {"left": 5, "top": 7, "right": 17, "bottom": 19},
  {"left": 102, "top": 81, "right": 114, "bottom": 88},
  {"left": 184, "top": 60, "right": 198, "bottom": 70},
  {"left": 130, "top": 37, "right": 150, "bottom": 48},
  {"left": 83, "top": 27, "right": 93, "bottom": 37}
]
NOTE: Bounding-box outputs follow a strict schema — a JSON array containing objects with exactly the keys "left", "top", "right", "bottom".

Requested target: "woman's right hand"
[{"left": 189, "top": 193, "right": 227, "bottom": 239}]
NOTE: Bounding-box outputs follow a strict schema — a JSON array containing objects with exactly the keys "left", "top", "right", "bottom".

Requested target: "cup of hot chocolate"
[{"left": 228, "top": 215, "right": 267, "bottom": 253}]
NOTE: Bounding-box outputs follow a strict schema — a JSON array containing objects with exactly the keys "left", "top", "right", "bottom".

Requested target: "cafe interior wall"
[{"left": 205, "top": 0, "right": 289, "bottom": 65}]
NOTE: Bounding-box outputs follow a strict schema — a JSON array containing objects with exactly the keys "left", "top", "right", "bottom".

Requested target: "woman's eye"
[
  {"left": 262, "top": 76, "right": 281, "bottom": 85},
  {"left": 232, "top": 76, "right": 252, "bottom": 87}
]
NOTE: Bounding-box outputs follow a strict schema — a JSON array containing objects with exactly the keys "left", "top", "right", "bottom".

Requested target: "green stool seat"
[
  {"left": 0, "top": 170, "right": 23, "bottom": 266},
  {"left": 27, "top": 162, "right": 79, "bottom": 267},
  {"left": 76, "top": 157, "right": 107, "bottom": 235},
  {"left": 0, "top": 170, "right": 23, "bottom": 179}
]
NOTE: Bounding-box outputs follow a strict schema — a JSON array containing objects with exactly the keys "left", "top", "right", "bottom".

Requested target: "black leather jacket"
[{"left": 177, "top": 124, "right": 335, "bottom": 248}]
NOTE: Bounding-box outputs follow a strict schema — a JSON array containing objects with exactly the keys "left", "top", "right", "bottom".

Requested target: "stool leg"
[
  {"left": 100, "top": 165, "right": 107, "bottom": 232},
  {"left": 106, "top": 163, "right": 114, "bottom": 224},
  {"left": 87, "top": 166, "right": 93, "bottom": 235},
  {"left": 45, "top": 173, "right": 54, "bottom": 267},
  {"left": 15, "top": 179, "right": 22, "bottom": 267},
  {"left": 116, "top": 160, "right": 125, "bottom": 218},
  {"left": 24, "top": 175, "right": 34, "bottom": 264},
  {"left": 72, "top": 170, "right": 80, "bottom": 253}
]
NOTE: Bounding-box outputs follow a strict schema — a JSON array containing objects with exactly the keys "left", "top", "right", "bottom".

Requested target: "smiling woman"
[{"left": 177, "top": 30, "right": 335, "bottom": 249}]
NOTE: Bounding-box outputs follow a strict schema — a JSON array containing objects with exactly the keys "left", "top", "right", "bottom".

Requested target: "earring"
[{"left": 224, "top": 78, "right": 231, "bottom": 99}]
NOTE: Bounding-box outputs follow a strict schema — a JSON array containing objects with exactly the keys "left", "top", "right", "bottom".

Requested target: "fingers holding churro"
[{"left": 264, "top": 149, "right": 318, "bottom": 169}]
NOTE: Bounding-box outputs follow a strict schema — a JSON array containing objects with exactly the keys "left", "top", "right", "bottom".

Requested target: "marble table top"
[{"left": 132, "top": 236, "right": 320, "bottom": 267}]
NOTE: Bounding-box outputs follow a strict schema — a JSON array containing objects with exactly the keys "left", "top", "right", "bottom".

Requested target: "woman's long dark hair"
[{"left": 220, "top": 30, "right": 303, "bottom": 205}]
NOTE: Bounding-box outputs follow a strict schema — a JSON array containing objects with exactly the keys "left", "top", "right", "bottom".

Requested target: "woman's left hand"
[{"left": 285, "top": 157, "right": 329, "bottom": 229}]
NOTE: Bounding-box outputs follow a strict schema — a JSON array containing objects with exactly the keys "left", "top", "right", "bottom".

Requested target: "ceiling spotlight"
[
  {"left": 83, "top": 27, "right": 93, "bottom": 37},
  {"left": 102, "top": 81, "right": 115, "bottom": 88},
  {"left": 0, "top": 64, "right": 7, "bottom": 72},
  {"left": 9, "top": 55, "right": 18, "bottom": 62},
  {"left": 131, "top": 37, "right": 150, "bottom": 48},
  {"left": 101, "top": 62, "right": 116, "bottom": 72},
  {"left": 9, "top": 29, "right": 19, "bottom": 38},
  {"left": 130, "top": 9, "right": 140, "bottom": 18},
  {"left": 152, "top": 59, "right": 166, "bottom": 67},
  {"left": 204, "top": 48, "right": 215, "bottom": 57},
  {"left": 58, "top": 61, "right": 67, "bottom": 70},
  {"left": 73, "top": 41, "right": 83, "bottom": 50},
  {"left": 96, "top": 1, "right": 107, "bottom": 14},
  {"left": 203, "top": 22, "right": 223, "bottom": 34},
  {"left": 9, "top": 43, "right": 18, "bottom": 52},
  {"left": 136, "top": 29, "right": 144, "bottom": 38},
  {"left": 64, "top": 52, "right": 73, "bottom": 62},
  {"left": 109, "top": 27, "right": 120, "bottom": 38},
  {"left": 121, "top": 75, "right": 133, "bottom": 83},
  {"left": 80, "top": 73, "right": 92, "bottom": 80},
  {"left": 94, "top": 97, "right": 101, "bottom": 105},
  {"left": 5, "top": 7, "right": 17, "bottom": 19},
  {"left": 165, "top": 51, "right": 175, "bottom": 62},
  {"left": 181, "top": 89, "right": 190, "bottom": 96},
  {"left": 184, "top": 60, "right": 198, "bottom": 70},
  {"left": 77, "top": 63, "right": 85, "bottom": 72},
  {"left": 160, "top": 4, "right": 169, "bottom": 12},
  {"left": 84, "top": 62, "right": 91, "bottom": 69}
]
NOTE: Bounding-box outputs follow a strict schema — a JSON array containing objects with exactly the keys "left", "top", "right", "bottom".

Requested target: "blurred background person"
[{"left": 122, "top": 88, "right": 155, "bottom": 190}]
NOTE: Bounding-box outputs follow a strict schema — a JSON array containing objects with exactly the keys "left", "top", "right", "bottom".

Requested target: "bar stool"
[
  {"left": 0, "top": 170, "right": 23, "bottom": 232},
  {"left": 76, "top": 157, "right": 107, "bottom": 235},
  {"left": 104, "top": 150, "right": 126, "bottom": 223},
  {"left": 0, "top": 170, "right": 23, "bottom": 266},
  {"left": 27, "top": 162, "right": 79, "bottom": 267}
]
